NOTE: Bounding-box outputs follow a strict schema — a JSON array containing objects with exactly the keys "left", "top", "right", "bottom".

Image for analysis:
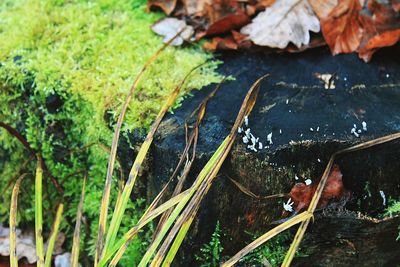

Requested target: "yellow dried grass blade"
[
  {"left": 44, "top": 204, "right": 64, "bottom": 267},
  {"left": 221, "top": 211, "right": 313, "bottom": 267},
  {"left": 35, "top": 156, "right": 45, "bottom": 267},
  {"left": 98, "top": 189, "right": 190, "bottom": 266},
  {"left": 9, "top": 174, "right": 27, "bottom": 267},
  {"left": 282, "top": 132, "right": 400, "bottom": 266},
  {"left": 71, "top": 176, "right": 87, "bottom": 267},
  {"left": 150, "top": 75, "right": 268, "bottom": 266},
  {"left": 100, "top": 63, "right": 206, "bottom": 262},
  {"left": 95, "top": 30, "right": 184, "bottom": 266}
]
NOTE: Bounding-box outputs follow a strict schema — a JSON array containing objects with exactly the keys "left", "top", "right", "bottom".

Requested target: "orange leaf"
[{"left": 319, "top": 0, "right": 364, "bottom": 55}]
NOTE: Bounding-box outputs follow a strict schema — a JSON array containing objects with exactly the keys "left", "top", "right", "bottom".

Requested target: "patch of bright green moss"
[{"left": 0, "top": 0, "right": 220, "bottom": 264}]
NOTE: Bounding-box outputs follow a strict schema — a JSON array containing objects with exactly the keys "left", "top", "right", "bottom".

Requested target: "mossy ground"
[{"left": 0, "top": 0, "right": 220, "bottom": 264}]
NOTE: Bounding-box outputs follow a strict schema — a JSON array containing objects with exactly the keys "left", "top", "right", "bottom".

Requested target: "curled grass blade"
[
  {"left": 44, "top": 204, "right": 64, "bottom": 267},
  {"left": 148, "top": 74, "right": 268, "bottom": 266},
  {"left": 71, "top": 175, "right": 87, "bottom": 267},
  {"left": 95, "top": 30, "right": 185, "bottom": 265},
  {"left": 282, "top": 132, "right": 400, "bottom": 266},
  {"left": 9, "top": 174, "right": 28, "bottom": 267},
  {"left": 35, "top": 155, "right": 45, "bottom": 267}
]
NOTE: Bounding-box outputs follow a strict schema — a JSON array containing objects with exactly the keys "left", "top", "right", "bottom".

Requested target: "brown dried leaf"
[
  {"left": 147, "top": 0, "right": 177, "bottom": 15},
  {"left": 241, "top": 0, "right": 320, "bottom": 48}
]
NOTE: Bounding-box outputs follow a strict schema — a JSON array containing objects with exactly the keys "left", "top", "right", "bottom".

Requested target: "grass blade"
[
  {"left": 147, "top": 74, "right": 268, "bottom": 266},
  {"left": 281, "top": 132, "right": 400, "bottom": 266},
  {"left": 95, "top": 30, "right": 185, "bottom": 266},
  {"left": 9, "top": 174, "right": 28, "bottom": 267},
  {"left": 221, "top": 211, "right": 313, "bottom": 267},
  {"left": 71, "top": 175, "right": 87, "bottom": 267},
  {"left": 100, "top": 62, "right": 206, "bottom": 262},
  {"left": 98, "top": 189, "right": 190, "bottom": 266},
  {"left": 35, "top": 155, "right": 45, "bottom": 267},
  {"left": 44, "top": 204, "right": 64, "bottom": 267}
]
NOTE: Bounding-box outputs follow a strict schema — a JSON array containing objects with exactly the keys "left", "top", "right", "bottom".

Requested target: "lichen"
[{"left": 0, "top": 0, "right": 221, "bottom": 264}]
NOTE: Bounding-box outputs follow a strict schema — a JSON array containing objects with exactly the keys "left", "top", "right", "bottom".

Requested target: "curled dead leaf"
[{"left": 147, "top": 0, "right": 177, "bottom": 15}]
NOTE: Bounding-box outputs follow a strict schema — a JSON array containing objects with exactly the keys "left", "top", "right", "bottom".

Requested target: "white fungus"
[
  {"left": 286, "top": 99, "right": 289, "bottom": 104},
  {"left": 283, "top": 198, "right": 294, "bottom": 212},
  {"left": 386, "top": 74, "right": 390, "bottom": 78},
  {"left": 379, "top": 190, "right": 386, "bottom": 206},
  {"left": 244, "top": 116, "right": 249, "bottom": 127},
  {"left": 305, "top": 179, "right": 312, "bottom": 186},
  {"left": 295, "top": 174, "right": 299, "bottom": 180},
  {"left": 357, "top": 129, "right": 362, "bottom": 134},
  {"left": 316, "top": 126, "right": 320, "bottom": 132},
  {"left": 279, "top": 129, "right": 282, "bottom": 135},
  {"left": 259, "top": 142, "right": 263, "bottom": 150},
  {"left": 243, "top": 136, "right": 249, "bottom": 144},
  {"left": 267, "top": 132, "right": 273, "bottom": 145},
  {"left": 238, "top": 127, "right": 243, "bottom": 134},
  {"left": 317, "top": 158, "right": 321, "bottom": 163},
  {"left": 310, "top": 127, "right": 314, "bottom": 132},
  {"left": 362, "top": 121, "right": 367, "bottom": 131}
]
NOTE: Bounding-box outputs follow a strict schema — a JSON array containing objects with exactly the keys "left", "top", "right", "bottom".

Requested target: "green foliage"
[
  {"left": 239, "top": 231, "right": 306, "bottom": 267},
  {"left": 0, "top": 0, "right": 220, "bottom": 264},
  {"left": 196, "top": 221, "right": 224, "bottom": 267},
  {"left": 384, "top": 199, "right": 400, "bottom": 241}
]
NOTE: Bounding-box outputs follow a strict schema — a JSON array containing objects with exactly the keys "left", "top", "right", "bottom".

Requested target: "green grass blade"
[
  {"left": 9, "top": 174, "right": 27, "bottom": 267},
  {"left": 138, "top": 140, "right": 228, "bottom": 267},
  {"left": 71, "top": 176, "right": 87, "bottom": 267},
  {"left": 94, "top": 30, "right": 184, "bottom": 266},
  {"left": 150, "top": 75, "right": 267, "bottom": 266},
  {"left": 100, "top": 63, "right": 206, "bottom": 262},
  {"left": 35, "top": 156, "right": 45, "bottom": 267},
  {"left": 44, "top": 204, "right": 64, "bottom": 267},
  {"left": 98, "top": 190, "right": 190, "bottom": 267}
]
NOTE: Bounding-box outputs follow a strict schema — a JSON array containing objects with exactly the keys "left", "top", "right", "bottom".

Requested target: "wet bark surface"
[{"left": 122, "top": 46, "right": 400, "bottom": 266}]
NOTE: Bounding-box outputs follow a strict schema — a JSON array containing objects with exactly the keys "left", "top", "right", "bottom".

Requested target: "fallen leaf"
[
  {"left": 147, "top": 0, "right": 177, "bottom": 15},
  {"left": 205, "top": 12, "right": 250, "bottom": 36},
  {"left": 151, "top": 17, "right": 194, "bottom": 46},
  {"left": 203, "top": 36, "right": 238, "bottom": 50},
  {"left": 319, "top": 0, "right": 364, "bottom": 55},
  {"left": 241, "top": 0, "right": 320, "bottom": 48}
]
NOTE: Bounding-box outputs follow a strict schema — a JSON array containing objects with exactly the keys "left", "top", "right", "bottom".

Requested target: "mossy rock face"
[{"left": 147, "top": 46, "right": 400, "bottom": 265}]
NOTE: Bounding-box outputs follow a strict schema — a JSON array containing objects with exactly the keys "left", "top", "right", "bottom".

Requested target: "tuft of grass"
[{"left": 195, "top": 221, "right": 223, "bottom": 267}]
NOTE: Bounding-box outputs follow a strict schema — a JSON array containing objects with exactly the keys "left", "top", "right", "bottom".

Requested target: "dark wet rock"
[{"left": 127, "top": 46, "right": 400, "bottom": 266}]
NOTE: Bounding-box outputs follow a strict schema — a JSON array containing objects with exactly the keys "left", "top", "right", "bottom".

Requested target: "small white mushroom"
[
  {"left": 267, "top": 132, "right": 273, "bottom": 145},
  {"left": 286, "top": 99, "right": 289, "bottom": 104},
  {"left": 305, "top": 179, "right": 312, "bottom": 186},
  {"left": 295, "top": 174, "right": 299, "bottom": 180},
  {"left": 244, "top": 116, "right": 249, "bottom": 127},
  {"left": 310, "top": 127, "right": 314, "bottom": 132},
  {"left": 354, "top": 131, "right": 360, "bottom": 138},
  {"left": 258, "top": 142, "right": 263, "bottom": 150},
  {"left": 242, "top": 136, "right": 249, "bottom": 144},
  {"left": 357, "top": 129, "right": 362, "bottom": 134},
  {"left": 316, "top": 126, "right": 320, "bottom": 132},
  {"left": 386, "top": 73, "right": 390, "bottom": 78},
  {"left": 238, "top": 127, "right": 243, "bottom": 134},
  {"left": 353, "top": 124, "right": 357, "bottom": 129},
  {"left": 283, "top": 198, "right": 294, "bottom": 212},
  {"left": 245, "top": 128, "right": 251, "bottom": 137},
  {"left": 362, "top": 121, "right": 367, "bottom": 131},
  {"left": 279, "top": 129, "right": 282, "bottom": 135},
  {"left": 379, "top": 190, "right": 386, "bottom": 206},
  {"left": 317, "top": 158, "right": 321, "bottom": 163}
]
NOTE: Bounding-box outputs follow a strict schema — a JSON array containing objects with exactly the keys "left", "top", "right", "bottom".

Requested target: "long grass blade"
[
  {"left": 35, "top": 155, "right": 45, "bottom": 267},
  {"left": 98, "top": 189, "right": 190, "bottom": 266},
  {"left": 147, "top": 75, "right": 268, "bottom": 266},
  {"left": 95, "top": 30, "right": 185, "bottom": 266},
  {"left": 44, "top": 204, "right": 64, "bottom": 267},
  {"left": 9, "top": 174, "right": 28, "bottom": 267},
  {"left": 100, "top": 62, "right": 206, "bottom": 263},
  {"left": 154, "top": 78, "right": 225, "bottom": 237},
  {"left": 221, "top": 211, "right": 313, "bottom": 267},
  {"left": 71, "top": 175, "right": 87, "bottom": 267},
  {"left": 281, "top": 132, "right": 400, "bottom": 266}
]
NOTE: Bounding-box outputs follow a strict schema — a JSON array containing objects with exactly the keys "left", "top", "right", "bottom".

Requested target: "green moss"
[{"left": 0, "top": 0, "right": 221, "bottom": 264}]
